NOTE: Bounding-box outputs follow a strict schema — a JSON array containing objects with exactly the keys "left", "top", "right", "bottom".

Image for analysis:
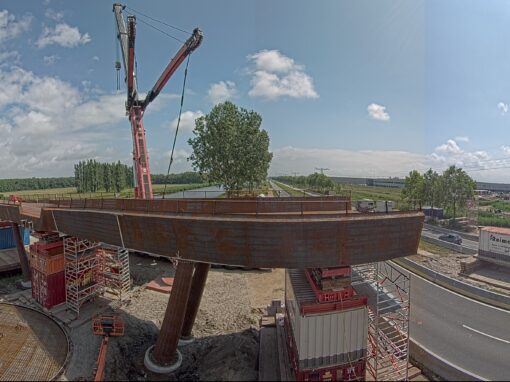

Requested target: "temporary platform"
[
  {"left": 0, "top": 303, "right": 69, "bottom": 381},
  {"left": 64, "top": 237, "right": 103, "bottom": 316},
  {"left": 97, "top": 245, "right": 130, "bottom": 300}
]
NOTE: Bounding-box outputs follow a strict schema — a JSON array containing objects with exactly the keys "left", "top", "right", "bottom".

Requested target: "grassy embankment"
[
  {"left": 0, "top": 183, "right": 210, "bottom": 199},
  {"left": 271, "top": 181, "right": 307, "bottom": 197}
]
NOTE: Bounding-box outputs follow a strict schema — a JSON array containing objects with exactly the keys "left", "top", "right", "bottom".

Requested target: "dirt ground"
[{"left": 63, "top": 254, "right": 285, "bottom": 381}]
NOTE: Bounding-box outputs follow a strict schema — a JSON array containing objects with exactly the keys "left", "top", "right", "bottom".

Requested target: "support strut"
[
  {"left": 11, "top": 222, "right": 30, "bottom": 282},
  {"left": 145, "top": 260, "right": 195, "bottom": 373},
  {"left": 180, "top": 262, "right": 210, "bottom": 343}
]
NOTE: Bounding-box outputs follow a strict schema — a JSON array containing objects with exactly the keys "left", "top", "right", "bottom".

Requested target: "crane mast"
[{"left": 112, "top": 3, "right": 203, "bottom": 199}]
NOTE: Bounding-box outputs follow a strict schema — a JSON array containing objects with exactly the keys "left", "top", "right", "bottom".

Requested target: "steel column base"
[
  {"left": 144, "top": 345, "right": 182, "bottom": 374},
  {"left": 178, "top": 336, "right": 195, "bottom": 346}
]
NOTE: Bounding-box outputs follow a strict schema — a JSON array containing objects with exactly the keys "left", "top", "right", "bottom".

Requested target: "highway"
[
  {"left": 394, "top": 263, "right": 509, "bottom": 380},
  {"left": 421, "top": 226, "right": 479, "bottom": 253},
  {"left": 269, "top": 180, "right": 290, "bottom": 197}
]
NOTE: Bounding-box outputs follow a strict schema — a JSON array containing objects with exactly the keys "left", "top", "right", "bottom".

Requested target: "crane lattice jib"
[{"left": 112, "top": 3, "right": 203, "bottom": 199}]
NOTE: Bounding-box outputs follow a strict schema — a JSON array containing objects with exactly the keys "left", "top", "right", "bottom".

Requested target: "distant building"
[
  {"left": 475, "top": 182, "right": 510, "bottom": 193},
  {"left": 329, "top": 176, "right": 367, "bottom": 185},
  {"left": 367, "top": 178, "right": 405, "bottom": 188}
]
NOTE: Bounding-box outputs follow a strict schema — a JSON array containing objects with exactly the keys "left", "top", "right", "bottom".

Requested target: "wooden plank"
[
  {"left": 258, "top": 327, "right": 279, "bottom": 381},
  {"left": 0, "top": 248, "right": 21, "bottom": 273}
]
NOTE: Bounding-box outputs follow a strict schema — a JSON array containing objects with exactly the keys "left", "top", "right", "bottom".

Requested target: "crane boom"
[{"left": 112, "top": 3, "right": 203, "bottom": 199}]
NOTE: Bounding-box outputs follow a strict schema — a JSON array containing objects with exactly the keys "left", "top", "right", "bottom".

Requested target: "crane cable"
[
  {"left": 124, "top": 5, "right": 191, "bottom": 36},
  {"left": 163, "top": 54, "right": 191, "bottom": 198}
]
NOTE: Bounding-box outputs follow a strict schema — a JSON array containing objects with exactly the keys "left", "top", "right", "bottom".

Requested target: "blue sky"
[{"left": 0, "top": 0, "right": 509, "bottom": 182}]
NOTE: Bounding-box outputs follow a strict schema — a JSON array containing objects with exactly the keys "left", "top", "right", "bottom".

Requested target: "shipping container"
[
  {"left": 478, "top": 227, "right": 510, "bottom": 267},
  {"left": 31, "top": 268, "right": 66, "bottom": 309},
  {"left": 285, "top": 269, "right": 368, "bottom": 371},
  {"left": 0, "top": 226, "right": 30, "bottom": 249},
  {"left": 29, "top": 250, "right": 65, "bottom": 275},
  {"left": 422, "top": 207, "right": 444, "bottom": 219}
]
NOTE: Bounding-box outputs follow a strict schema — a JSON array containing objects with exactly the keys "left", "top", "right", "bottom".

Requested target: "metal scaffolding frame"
[
  {"left": 352, "top": 261, "right": 411, "bottom": 381},
  {"left": 64, "top": 237, "right": 103, "bottom": 316},
  {"left": 97, "top": 245, "right": 131, "bottom": 300}
]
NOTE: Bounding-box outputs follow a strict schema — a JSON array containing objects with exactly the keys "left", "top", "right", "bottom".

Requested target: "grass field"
[
  {"left": 338, "top": 184, "right": 403, "bottom": 202},
  {"left": 418, "top": 239, "right": 452, "bottom": 256},
  {"left": 271, "top": 181, "right": 307, "bottom": 197},
  {"left": 0, "top": 183, "right": 209, "bottom": 199}
]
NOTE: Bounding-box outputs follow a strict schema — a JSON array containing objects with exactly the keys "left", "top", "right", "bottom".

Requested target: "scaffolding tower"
[
  {"left": 97, "top": 245, "right": 131, "bottom": 300},
  {"left": 64, "top": 237, "right": 103, "bottom": 316},
  {"left": 352, "top": 261, "right": 411, "bottom": 381}
]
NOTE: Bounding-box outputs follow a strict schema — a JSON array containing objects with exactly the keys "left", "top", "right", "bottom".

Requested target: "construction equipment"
[
  {"left": 92, "top": 314, "right": 125, "bottom": 381},
  {"left": 113, "top": 4, "right": 203, "bottom": 199}
]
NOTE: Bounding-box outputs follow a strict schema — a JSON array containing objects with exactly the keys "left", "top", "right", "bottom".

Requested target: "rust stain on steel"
[{"left": 0, "top": 199, "right": 423, "bottom": 268}]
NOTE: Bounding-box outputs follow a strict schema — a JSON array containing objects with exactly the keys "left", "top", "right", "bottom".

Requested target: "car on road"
[{"left": 438, "top": 233, "right": 462, "bottom": 245}]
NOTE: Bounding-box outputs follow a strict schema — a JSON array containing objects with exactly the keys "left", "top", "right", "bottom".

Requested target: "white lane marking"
[{"left": 462, "top": 324, "right": 510, "bottom": 344}]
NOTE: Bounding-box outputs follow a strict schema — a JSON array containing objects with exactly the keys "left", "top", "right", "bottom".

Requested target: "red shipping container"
[{"left": 31, "top": 268, "right": 65, "bottom": 309}]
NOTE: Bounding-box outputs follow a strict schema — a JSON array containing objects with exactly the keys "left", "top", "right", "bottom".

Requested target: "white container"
[
  {"left": 356, "top": 199, "right": 375, "bottom": 212},
  {"left": 285, "top": 269, "right": 368, "bottom": 370},
  {"left": 479, "top": 227, "right": 510, "bottom": 266}
]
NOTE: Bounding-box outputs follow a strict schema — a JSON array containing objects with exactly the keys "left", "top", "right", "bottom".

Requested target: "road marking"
[{"left": 462, "top": 324, "right": 510, "bottom": 344}]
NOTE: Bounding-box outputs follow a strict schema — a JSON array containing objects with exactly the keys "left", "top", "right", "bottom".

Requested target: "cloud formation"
[
  {"left": 169, "top": 110, "right": 204, "bottom": 131},
  {"left": 207, "top": 81, "right": 237, "bottom": 104},
  {"left": 367, "top": 103, "right": 390, "bottom": 121},
  {"left": 497, "top": 102, "right": 508, "bottom": 115},
  {"left": 0, "top": 10, "right": 31, "bottom": 44},
  {"left": 36, "top": 23, "right": 91, "bottom": 48},
  {"left": 43, "top": 55, "right": 59, "bottom": 65},
  {"left": 247, "top": 50, "right": 318, "bottom": 100}
]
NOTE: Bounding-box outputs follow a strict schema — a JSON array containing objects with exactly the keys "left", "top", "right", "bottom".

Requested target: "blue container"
[{"left": 0, "top": 226, "right": 30, "bottom": 249}]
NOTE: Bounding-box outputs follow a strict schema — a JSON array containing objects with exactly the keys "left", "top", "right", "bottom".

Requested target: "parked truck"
[{"left": 478, "top": 227, "right": 510, "bottom": 268}]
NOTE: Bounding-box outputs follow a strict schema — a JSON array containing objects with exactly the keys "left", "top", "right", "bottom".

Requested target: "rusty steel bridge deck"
[{"left": 0, "top": 197, "right": 424, "bottom": 268}]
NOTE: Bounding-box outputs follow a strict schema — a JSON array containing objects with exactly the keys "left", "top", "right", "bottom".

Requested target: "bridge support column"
[
  {"left": 144, "top": 260, "right": 194, "bottom": 373},
  {"left": 11, "top": 222, "right": 31, "bottom": 283},
  {"left": 179, "top": 262, "right": 210, "bottom": 344}
]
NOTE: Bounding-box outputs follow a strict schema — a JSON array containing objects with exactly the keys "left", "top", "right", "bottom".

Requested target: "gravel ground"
[{"left": 61, "top": 254, "right": 284, "bottom": 381}]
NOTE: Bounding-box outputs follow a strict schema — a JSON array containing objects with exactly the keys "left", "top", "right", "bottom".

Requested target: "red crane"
[{"left": 113, "top": 4, "right": 203, "bottom": 199}]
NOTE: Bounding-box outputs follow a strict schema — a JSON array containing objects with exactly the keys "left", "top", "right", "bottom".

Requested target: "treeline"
[
  {"left": 403, "top": 165, "right": 476, "bottom": 219},
  {"left": 0, "top": 177, "right": 75, "bottom": 192},
  {"left": 273, "top": 173, "right": 336, "bottom": 193},
  {"left": 74, "top": 160, "right": 134, "bottom": 193},
  {"left": 151, "top": 172, "right": 204, "bottom": 184}
]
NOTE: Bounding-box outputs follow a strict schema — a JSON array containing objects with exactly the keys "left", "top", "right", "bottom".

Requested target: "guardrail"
[
  {"left": 394, "top": 257, "right": 510, "bottom": 310},
  {"left": 423, "top": 223, "right": 479, "bottom": 241}
]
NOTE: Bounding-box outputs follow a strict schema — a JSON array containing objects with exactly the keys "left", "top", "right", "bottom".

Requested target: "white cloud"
[
  {"left": 0, "top": 51, "right": 20, "bottom": 65},
  {"left": 0, "top": 10, "right": 32, "bottom": 44},
  {"left": 92, "top": 56, "right": 99, "bottom": 61},
  {"left": 43, "top": 55, "right": 59, "bottom": 65},
  {"left": 36, "top": 23, "right": 91, "bottom": 48},
  {"left": 169, "top": 110, "right": 204, "bottom": 131},
  {"left": 497, "top": 102, "right": 508, "bottom": 115},
  {"left": 270, "top": 146, "right": 428, "bottom": 178},
  {"left": 502, "top": 146, "right": 510, "bottom": 156},
  {"left": 207, "top": 81, "right": 237, "bottom": 104},
  {"left": 455, "top": 136, "right": 469, "bottom": 143},
  {"left": 367, "top": 103, "right": 390, "bottom": 121},
  {"left": 247, "top": 50, "right": 318, "bottom": 100},
  {"left": 44, "top": 8, "right": 64, "bottom": 21},
  {"left": 435, "top": 139, "right": 463, "bottom": 155},
  {"left": 0, "top": 67, "right": 129, "bottom": 177}
]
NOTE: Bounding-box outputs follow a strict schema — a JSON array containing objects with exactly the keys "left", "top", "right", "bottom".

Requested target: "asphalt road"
[
  {"left": 421, "top": 227, "right": 479, "bottom": 252},
  {"left": 156, "top": 185, "right": 224, "bottom": 199},
  {"left": 269, "top": 180, "right": 290, "bottom": 197},
  {"left": 394, "top": 263, "right": 509, "bottom": 380}
]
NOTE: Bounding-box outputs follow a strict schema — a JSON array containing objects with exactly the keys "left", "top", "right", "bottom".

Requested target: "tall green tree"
[
  {"left": 188, "top": 101, "right": 273, "bottom": 192},
  {"left": 442, "top": 165, "right": 476, "bottom": 221},
  {"left": 402, "top": 170, "right": 424, "bottom": 208}
]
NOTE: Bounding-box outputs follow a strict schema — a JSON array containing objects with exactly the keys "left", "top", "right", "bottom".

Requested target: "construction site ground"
[
  {"left": 409, "top": 250, "right": 510, "bottom": 295},
  {"left": 0, "top": 253, "right": 286, "bottom": 381}
]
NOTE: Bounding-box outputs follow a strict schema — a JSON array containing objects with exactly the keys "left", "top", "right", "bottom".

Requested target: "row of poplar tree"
[{"left": 74, "top": 160, "right": 134, "bottom": 193}]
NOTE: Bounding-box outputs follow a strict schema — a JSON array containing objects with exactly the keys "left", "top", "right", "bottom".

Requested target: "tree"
[
  {"left": 188, "top": 101, "right": 273, "bottom": 192},
  {"left": 402, "top": 170, "right": 424, "bottom": 208},
  {"left": 442, "top": 165, "right": 476, "bottom": 221}
]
